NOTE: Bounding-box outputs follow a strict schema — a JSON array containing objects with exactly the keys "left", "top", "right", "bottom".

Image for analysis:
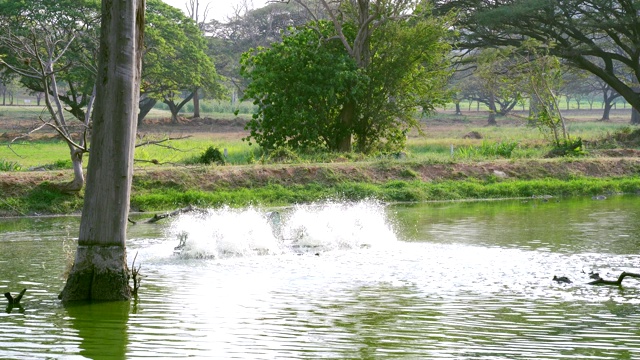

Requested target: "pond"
[{"left": 1, "top": 196, "right": 640, "bottom": 359}]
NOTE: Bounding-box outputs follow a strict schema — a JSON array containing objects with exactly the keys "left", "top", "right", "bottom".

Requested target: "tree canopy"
[
  {"left": 241, "top": 21, "right": 362, "bottom": 151},
  {"left": 241, "top": 2, "right": 452, "bottom": 153},
  {"left": 143, "top": 0, "right": 220, "bottom": 123},
  {"left": 435, "top": 0, "right": 640, "bottom": 123}
]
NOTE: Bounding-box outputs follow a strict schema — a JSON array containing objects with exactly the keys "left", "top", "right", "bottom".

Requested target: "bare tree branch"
[{"left": 135, "top": 135, "right": 193, "bottom": 149}]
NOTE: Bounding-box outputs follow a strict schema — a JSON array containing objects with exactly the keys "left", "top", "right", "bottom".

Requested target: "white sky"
[{"left": 162, "top": 0, "right": 268, "bottom": 22}]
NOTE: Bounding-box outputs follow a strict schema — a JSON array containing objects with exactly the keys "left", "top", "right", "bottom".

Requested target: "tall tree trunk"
[
  {"left": 455, "top": 102, "right": 461, "bottom": 115},
  {"left": 632, "top": 108, "right": 640, "bottom": 125},
  {"left": 138, "top": 96, "right": 157, "bottom": 126},
  {"left": 164, "top": 92, "right": 195, "bottom": 124},
  {"left": 60, "top": 0, "right": 145, "bottom": 302},
  {"left": 337, "top": 100, "right": 355, "bottom": 152},
  {"left": 65, "top": 147, "right": 85, "bottom": 192},
  {"left": 487, "top": 92, "right": 497, "bottom": 126},
  {"left": 632, "top": 87, "right": 640, "bottom": 125},
  {"left": 601, "top": 101, "right": 612, "bottom": 121},
  {"left": 193, "top": 86, "right": 200, "bottom": 118},
  {"left": 528, "top": 96, "right": 540, "bottom": 126}
]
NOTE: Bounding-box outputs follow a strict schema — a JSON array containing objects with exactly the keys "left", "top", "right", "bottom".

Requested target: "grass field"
[
  {"left": 1, "top": 104, "right": 639, "bottom": 216},
  {"left": 1, "top": 106, "right": 637, "bottom": 171}
]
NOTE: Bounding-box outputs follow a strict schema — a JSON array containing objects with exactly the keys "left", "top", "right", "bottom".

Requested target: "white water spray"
[{"left": 166, "top": 200, "right": 397, "bottom": 259}]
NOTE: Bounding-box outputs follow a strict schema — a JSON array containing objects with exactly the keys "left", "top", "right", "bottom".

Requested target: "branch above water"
[{"left": 588, "top": 272, "right": 640, "bottom": 286}]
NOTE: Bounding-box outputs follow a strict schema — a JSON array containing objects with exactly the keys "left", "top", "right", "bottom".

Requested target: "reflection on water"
[{"left": 1, "top": 197, "right": 639, "bottom": 359}]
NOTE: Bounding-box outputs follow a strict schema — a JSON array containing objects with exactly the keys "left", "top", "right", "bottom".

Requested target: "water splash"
[{"left": 167, "top": 200, "right": 397, "bottom": 259}]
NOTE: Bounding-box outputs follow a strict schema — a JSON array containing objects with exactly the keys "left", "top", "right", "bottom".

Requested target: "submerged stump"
[{"left": 59, "top": 245, "right": 130, "bottom": 302}]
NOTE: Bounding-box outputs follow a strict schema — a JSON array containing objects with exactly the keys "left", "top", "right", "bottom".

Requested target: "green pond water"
[{"left": 1, "top": 197, "right": 639, "bottom": 359}]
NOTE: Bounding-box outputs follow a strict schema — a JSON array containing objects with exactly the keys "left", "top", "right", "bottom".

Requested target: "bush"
[
  {"left": 546, "top": 137, "right": 587, "bottom": 157},
  {"left": 199, "top": 146, "right": 226, "bottom": 165},
  {"left": 267, "top": 147, "right": 300, "bottom": 164},
  {"left": 456, "top": 140, "right": 519, "bottom": 159}
]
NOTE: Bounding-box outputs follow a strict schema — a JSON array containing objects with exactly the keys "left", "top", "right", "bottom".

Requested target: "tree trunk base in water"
[{"left": 59, "top": 245, "right": 130, "bottom": 302}]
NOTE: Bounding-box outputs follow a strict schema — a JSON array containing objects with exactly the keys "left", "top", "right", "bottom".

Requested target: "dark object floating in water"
[
  {"left": 589, "top": 272, "right": 600, "bottom": 280},
  {"left": 591, "top": 195, "right": 607, "bottom": 200},
  {"left": 553, "top": 276, "right": 572, "bottom": 284},
  {"left": 588, "top": 271, "right": 640, "bottom": 286},
  {"left": 4, "top": 289, "right": 26, "bottom": 305}
]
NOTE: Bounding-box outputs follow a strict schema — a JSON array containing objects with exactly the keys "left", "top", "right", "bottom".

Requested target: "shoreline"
[{"left": 1, "top": 157, "right": 639, "bottom": 217}]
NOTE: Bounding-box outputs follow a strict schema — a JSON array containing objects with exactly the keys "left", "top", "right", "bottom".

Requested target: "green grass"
[
  {"left": 0, "top": 140, "right": 73, "bottom": 170},
  {"left": 127, "top": 176, "right": 640, "bottom": 212},
  {"left": 1, "top": 115, "right": 636, "bottom": 170}
]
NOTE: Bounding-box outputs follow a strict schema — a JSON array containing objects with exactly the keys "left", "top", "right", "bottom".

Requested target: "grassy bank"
[
  {"left": 1, "top": 158, "right": 639, "bottom": 216},
  {"left": 2, "top": 108, "right": 639, "bottom": 216}
]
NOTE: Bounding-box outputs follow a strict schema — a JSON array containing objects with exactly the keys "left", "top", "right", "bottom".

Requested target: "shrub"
[
  {"left": 267, "top": 146, "right": 300, "bottom": 163},
  {"left": 546, "top": 137, "right": 587, "bottom": 157},
  {"left": 456, "top": 140, "right": 519, "bottom": 159},
  {"left": 199, "top": 146, "right": 226, "bottom": 165}
]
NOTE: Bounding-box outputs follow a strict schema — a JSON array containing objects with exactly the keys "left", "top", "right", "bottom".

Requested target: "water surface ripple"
[{"left": 1, "top": 198, "right": 639, "bottom": 359}]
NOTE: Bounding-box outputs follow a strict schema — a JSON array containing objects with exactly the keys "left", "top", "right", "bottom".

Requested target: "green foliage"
[
  {"left": 241, "top": 21, "right": 362, "bottom": 152},
  {"left": 143, "top": 0, "right": 220, "bottom": 102},
  {"left": 546, "top": 137, "right": 587, "bottom": 157},
  {"left": 0, "top": 183, "right": 83, "bottom": 215},
  {"left": 507, "top": 40, "right": 570, "bottom": 147},
  {"left": 44, "top": 159, "right": 73, "bottom": 170},
  {"left": 0, "top": 0, "right": 100, "bottom": 122},
  {"left": 0, "top": 160, "right": 22, "bottom": 172},
  {"left": 355, "top": 9, "right": 452, "bottom": 152},
  {"left": 240, "top": 5, "right": 452, "bottom": 154},
  {"left": 128, "top": 176, "right": 640, "bottom": 212},
  {"left": 456, "top": 141, "right": 519, "bottom": 158},
  {"left": 267, "top": 147, "right": 300, "bottom": 164},
  {"left": 198, "top": 146, "right": 226, "bottom": 165}
]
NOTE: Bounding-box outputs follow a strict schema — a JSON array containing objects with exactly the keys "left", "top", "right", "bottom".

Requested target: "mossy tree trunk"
[{"left": 60, "top": 0, "right": 145, "bottom": 302}]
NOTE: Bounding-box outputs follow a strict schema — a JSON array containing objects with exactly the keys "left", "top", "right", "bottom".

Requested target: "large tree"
[
  {"left": 0, "top": 0, "right": 101, "bottom": 191},
  {"left": 458, "top": 48, "right": 522, "bottom": 125},
  {"left": 435, "top": 0, "right": 640, "bottom": 124},
  {"left": 207, "top": 1, "right": 313, "bottom": 101},
  {"left": 241, "top": 22, "right": 363, "bottom": 151},
  {"left": 59, "top": 0, "right": 145, "bottom": 302},
  {"left": 139, "top": 0, "right": 219, "bottom": 124},
  {"left": 242, "top": 1, "right": 452, "bottom": 153},
  {"left": 0, "top": 0, "right": 218, "bottom": 187}
]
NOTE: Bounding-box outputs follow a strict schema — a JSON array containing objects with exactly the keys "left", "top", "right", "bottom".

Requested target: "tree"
[
  {"left": 435, "top": 0, "right": 640, "bottom": 124},
  {"left": 207, "top": 1, "right": 313, "bottom": 103},
  {"left": 0, "top": 69, "right": 18, "bottom": 105},
  {"left": 0, "top": 0, "right": 101, "bottom": 192},
  {"left": 515, "top": 42, "right": 569, "bottom": 146},
  {"left": 242, "top": 1, "right": 452, "bottom": 153},
  {"left": 241, "top": 22, "right": 363, "bottom": 151},
  {"left": 186, "top": 0, "right": 210, "bottom": 118},
  {"left": 457, "top": 48, "right": 522, "bottom": 125},
  {"left": 59, "top": 0, "right": 145, "bottom": 302},
  {"left": 140, "top": 0, "right": 219, "bottom": 124},
  {"left": 584, "top": 75, "right": 622, "bottom": 120}
]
